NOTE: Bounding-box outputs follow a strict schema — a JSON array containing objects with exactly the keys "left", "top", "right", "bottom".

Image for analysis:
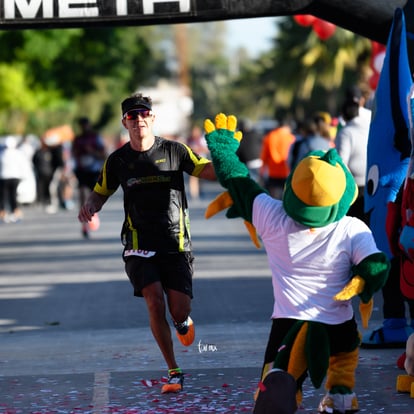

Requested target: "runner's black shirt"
[{"left": 94, "top": 137, "right": 210, "bottom": 253}]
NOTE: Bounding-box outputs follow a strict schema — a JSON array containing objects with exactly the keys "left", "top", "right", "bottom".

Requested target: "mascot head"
[{"left": 283, "top": 149, "right": 358, "bottom": 227}]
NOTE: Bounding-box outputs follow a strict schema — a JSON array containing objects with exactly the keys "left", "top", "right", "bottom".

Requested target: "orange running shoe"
[
  {"left": 174, "top": 316, "right": 195, "bottom": 346},
  {"left": 161, "top": 368, "right": 184, "bottom": 393}
]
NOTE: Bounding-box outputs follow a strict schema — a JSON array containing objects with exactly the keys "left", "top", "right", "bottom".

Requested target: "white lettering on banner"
[
  {"left": 4, "top": 0, "right": 191, "bottom": 19},
  {"left": 60, "top": 0, "right": 98, "bottom": 18},
  {"left": 115, "top": 0, "right": 127, "bottom": 16},
  {"left": 142, "top": 0, "right": 190, "bottom": 14},
  {"left": 5, "top": 0, "right": 53, "bottom": 18}
]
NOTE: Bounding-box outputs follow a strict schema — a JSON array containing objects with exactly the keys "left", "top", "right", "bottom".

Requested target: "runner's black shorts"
[{"left": 124, "top": 252, "right": 194, "bottom": 298}]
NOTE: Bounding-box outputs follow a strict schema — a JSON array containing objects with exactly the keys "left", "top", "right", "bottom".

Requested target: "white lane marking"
[{"left": 92, "top": 371, "right": 110, "bottom": 413}]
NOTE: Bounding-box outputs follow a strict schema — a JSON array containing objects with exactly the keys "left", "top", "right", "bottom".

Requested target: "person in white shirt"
[
  {"left": 335, "top": 85, "right": 372, "bottom": 224},
  {"left": 0, "top": 136, "right": 32, "bottom": 222}
]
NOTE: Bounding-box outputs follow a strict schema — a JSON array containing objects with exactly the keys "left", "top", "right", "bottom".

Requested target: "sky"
[{"left": 226, "top": 17, "right": 279, "bottom": 57}]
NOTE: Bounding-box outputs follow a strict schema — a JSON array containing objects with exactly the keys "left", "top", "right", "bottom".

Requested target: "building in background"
[{"left": 141, "top": 80, "right": 193, "bottom": 140}]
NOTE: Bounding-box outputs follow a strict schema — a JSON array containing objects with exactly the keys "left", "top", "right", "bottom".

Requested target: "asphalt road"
[{"left": 0, "top": 181, "right": 413, "bottom": 413}]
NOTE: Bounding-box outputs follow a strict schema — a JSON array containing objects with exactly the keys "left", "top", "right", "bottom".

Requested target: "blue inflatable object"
[{"left": 365, "top": 8, "right": 412, "bottom": 258}]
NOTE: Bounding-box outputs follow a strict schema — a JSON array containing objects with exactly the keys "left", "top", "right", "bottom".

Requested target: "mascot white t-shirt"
[{"left": 253, "top": 193, "right": 380, "bottom": 324}]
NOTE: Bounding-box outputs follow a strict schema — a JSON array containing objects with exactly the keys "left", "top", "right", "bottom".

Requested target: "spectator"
[
  {"left": 186, "top": 125, "right": 209, "bottom": 200},
  {"left": 335, "top": 85, "right": 372, "bottom": 223},
  {"left": 260, "top": 120, "right": 295, "bottom": 199},
  {"left": 288, "top": 114, "right": 332, "bottom": 170},
  {"left": 314, "top": 111, "right": 335, "bottom": 143},
  {"left": 72, "top": 117, "right": 106, "bottom": 238},
  {"left": 16, "top": 134, "right": 37, "bottom": 205},
  {"left": 32, "top": 139, "right": 55, "bottom": 209},
  {"left": 0, "top": 136, "right": 31, "bottom": 222},
  {"left": 237, "top": 119, "right": 263, "bottom": 181}
]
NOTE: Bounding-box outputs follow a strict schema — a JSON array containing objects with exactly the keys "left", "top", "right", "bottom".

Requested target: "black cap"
[
  {"left": 121, "top": 96, "right": 152, "bottom": 116},
  {"left": 345, "top": 85, "right": 362, "bottom": 104}
]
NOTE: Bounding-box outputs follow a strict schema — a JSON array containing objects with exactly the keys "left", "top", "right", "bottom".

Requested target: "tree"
[
  {"left": 185, "top": 21, "right": 230, "bottom": 123},
  {"left": 224, "top": 17, "right": 372, "bottom": 123},
  {"left": 0, "top": 27, "right": 165, "bottom": 135}
]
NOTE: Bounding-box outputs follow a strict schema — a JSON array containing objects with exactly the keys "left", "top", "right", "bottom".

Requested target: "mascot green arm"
[
  {"left": 204, "top": 113, "right": 266, "bottom": 224},
  {"left": 352, "top": 252, "right": 390, "bottom": 303},
  {"left": 334, "top": 252, "right": 390, "bottom": 328},
  {"left": 334, "top": 253, "right": 390, "bottom": 303}
]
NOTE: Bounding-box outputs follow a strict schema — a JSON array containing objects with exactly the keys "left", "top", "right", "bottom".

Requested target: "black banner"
[
  {"left": 0, "top": 0, "right": 413, "bottom": 48},
  {"left": 0, "top": 0, "right": 219, "bottom": 28}
]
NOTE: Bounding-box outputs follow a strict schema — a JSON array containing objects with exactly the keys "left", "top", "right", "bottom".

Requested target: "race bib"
[{"left": 124, "top": 249, "right": 156, "bottom": 258}]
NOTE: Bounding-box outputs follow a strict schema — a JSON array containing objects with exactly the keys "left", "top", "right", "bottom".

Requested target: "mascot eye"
[{"left": 366, "top": 164, "right": 379, "bottom": 196}]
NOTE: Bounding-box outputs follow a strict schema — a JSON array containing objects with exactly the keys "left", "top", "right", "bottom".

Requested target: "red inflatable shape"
[
  {"left": 313, "top": 19, "right": 336, "bottom": 40},
  {"left": 293, "top": 15, "right": 316, "bottom": 27},
  {"left": 369, "top": 41, "right": 386, "bottom": 90}
]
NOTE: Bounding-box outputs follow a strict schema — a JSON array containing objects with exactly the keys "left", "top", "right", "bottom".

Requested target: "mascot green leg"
[{"left": 318, "top": 348, "right": 359, "bottom": 413}]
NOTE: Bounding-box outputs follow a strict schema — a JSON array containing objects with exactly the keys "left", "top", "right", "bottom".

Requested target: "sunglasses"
[{"left": 124, "top": 109, "right": 152, "bottom": 120}]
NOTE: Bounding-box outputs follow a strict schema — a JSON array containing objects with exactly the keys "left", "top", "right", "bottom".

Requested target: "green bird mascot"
[{"left": 204, "top": 113, "right": 390, "bottom": 414}]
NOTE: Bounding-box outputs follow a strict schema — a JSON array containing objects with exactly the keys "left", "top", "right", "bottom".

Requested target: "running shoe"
[
  {"left": 161, "top": 368, "right": 184, "bottom": 393},
  {"left": 174, "top": 316, "right": 195, "bottom": 346}
]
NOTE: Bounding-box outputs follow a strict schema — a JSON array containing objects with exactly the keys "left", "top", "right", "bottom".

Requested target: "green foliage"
[
  {"left": 0, "top": 17, "right": 373, "bottom": 137},
  {"left": 0, "top": 62, "right": 68, "bottom": 134},
  {"left": 0, "top": 63, "right": 36, "bottom": 110},
  {"left": 0, "top": 26, "right": 165, "bottom": 135},
  {"left": 186, "top": 21, "right": 230, "bottom": 122}
]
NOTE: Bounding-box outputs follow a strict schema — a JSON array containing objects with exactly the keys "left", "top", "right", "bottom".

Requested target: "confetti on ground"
[{"left": 0, "top": 363, "right": 413, "bottom": 413}]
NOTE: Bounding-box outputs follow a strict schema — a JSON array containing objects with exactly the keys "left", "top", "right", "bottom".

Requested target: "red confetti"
[
  {"left": 258, "top": 381, "right": 267, "bottom": 392},
  {"left": 140, "top": 379, "right": 153, "bottom": 387}
]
